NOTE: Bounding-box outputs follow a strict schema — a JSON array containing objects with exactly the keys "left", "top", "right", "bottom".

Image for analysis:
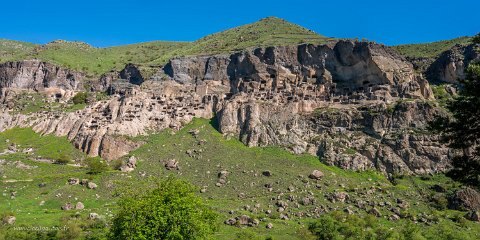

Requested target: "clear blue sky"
[{"left": 1, "top": 0, "right": 478, "bottom": 47}]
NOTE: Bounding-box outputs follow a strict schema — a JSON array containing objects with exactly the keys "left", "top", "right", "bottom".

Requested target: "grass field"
[{"left": 1, "top": 118, "right": 479, "bottom": 239}]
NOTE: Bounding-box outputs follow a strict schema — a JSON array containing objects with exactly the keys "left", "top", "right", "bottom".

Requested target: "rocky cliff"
[
  {"left": 426, "top": 43, "right": 479, "bottom": 83},
  {"left": 0, "top": 40, "right": 454, "bottom": 175},
  {"left": 0, "top": 59, "right": 84, "bottom": 92}
]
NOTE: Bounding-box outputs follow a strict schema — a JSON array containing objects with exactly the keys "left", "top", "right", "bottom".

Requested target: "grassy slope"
[
  {"left": 392, "top": 36, "right": 472, "bottom": 59},
  {"left": 1, "top": 119, "right": 479, "bottom": 239},
  {"left": 0, "top": 39, "right": 37, "bottom": 63},
  {"left": 0, "top": 17, "right": 330, "bottom": 76},
  {"left": 150, "top": 17, "right": 331, "bottom": 64}
]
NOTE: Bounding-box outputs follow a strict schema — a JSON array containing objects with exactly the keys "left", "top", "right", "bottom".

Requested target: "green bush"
[
  {"left": 109, "top": 177, "right": 218, "bottom": 239},
  {"left": 85, "top": 157, "right": 109, "bottom": 174},
  {"left": 72, "top": 92, "right": 88, "bottom": 105},
  {"left": 55, "top": 154, "right": 71, "bottom": 165}
]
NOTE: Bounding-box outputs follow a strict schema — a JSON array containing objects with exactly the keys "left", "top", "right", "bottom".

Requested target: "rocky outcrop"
[
  {"left": 120, "top": 64, "right": 145, "bottom": 85},
  {"left": 426, "top": 44, "right": 480, "bottom": 83},
  {"left": 0, "top": 59, "right": 84, "bottom": 92},
  {"left": 165, "top": 41, "right": 433, "bottom": 101}
]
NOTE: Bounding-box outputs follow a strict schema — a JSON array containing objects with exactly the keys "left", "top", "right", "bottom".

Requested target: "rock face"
[
  {"left": 426, "top": 44, "right": 480, "bottom": 83},
  {"left": 0, "top": 40, "right": 456, "bottom": 175},
  {"left": 0, "top": 60, "right": 83, "bottom": 93},
  {"left": 449, "top": 188, "right": 480, "bottom": 211}
]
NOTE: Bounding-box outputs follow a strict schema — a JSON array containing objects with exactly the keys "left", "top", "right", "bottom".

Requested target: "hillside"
[
  {"left": 392, "top": 36, "right": 472, "bottom": 59},
  {"left": 1, "top": 119, "right": 479, "bottom": 239},
  {"left": 0, "top": 39, "right": 37, "bottom": 62},
  {"left": 0, "top": 17, "right": 331, "bottom": 76}
]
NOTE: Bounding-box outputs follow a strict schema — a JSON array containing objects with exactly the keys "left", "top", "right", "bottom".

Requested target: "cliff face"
[
  {"left": 165, "top": 41, "right": 433, "bottom": 101},
  {"left": 426, "top": 44, "right": 480, "bottom": 83},
  {"left": 0, "top": 59, "right": 84, "bottom": 91},
  {"left": 0, "top": 41, "right": 453, "bottom": 175}
]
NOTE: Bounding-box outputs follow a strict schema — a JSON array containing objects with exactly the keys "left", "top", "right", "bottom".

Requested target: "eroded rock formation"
[{"left": 0, "top": 40, "right": 457, "bottom": 175}]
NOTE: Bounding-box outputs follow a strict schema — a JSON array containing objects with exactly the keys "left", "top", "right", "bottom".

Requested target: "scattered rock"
[
  {"left": 309, "top": 170, "right": 324, "bottom": 180},
  {"left": 465, "top": 211, "right": 480, "bottom": 222},
  {"left": 3, "top": 216, "right": 15, "bottom": 225},
  {"left": 68, "top": 178, "right": 80, "bottom": 185},
  {"left": 61, "top": 203, "right": 73, "bottom": 210},
  {"left": 330, "top": 192, "right": 348, "bottom": 203},
  {"left": 369, "top": 207, "right": 382, "bottom": 217},
  {"left": 389, "top": 214, "right": 400, "bottom": 221},
  {"left": 262, "top": 170, "right": 272, "bottom": 177},
  {"left": 266, "top": 223, "right": 273, "bottom": 229},
  {"left": 165, "top": 159, "right": 179, "bottom": 170},
  {"left": 449, "top": 187, "right": 480, "bottom": 211},
  {"left": 87, "top": 182, "right": 97, "bottom": 189},
  {"left": 88, "top": 213, "right": 100, "bottom": 220},
  {"left": 188, "top": 129, "right": 200, "bottom": 137},
  {"left": 76, "top": 202, "right": 85, "bottom": 210}
]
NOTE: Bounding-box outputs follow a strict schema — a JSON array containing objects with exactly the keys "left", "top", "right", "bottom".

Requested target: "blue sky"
[{"left": 1, "top": 0, "right": 478, "bottom": 47}]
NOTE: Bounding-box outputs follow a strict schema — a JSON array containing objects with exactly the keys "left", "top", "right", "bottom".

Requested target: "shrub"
[
  {"left": 72, "top": 92, "right": 88, "bottom": 105},
  {"left": 55, "top": 154, "right": 71, "bottom": 165},
  {"left": 85, "top": 157, "right": 109, "bottom": 174},
  {"left": 109, "top": 177, "right": 218, "bottom": 239}
]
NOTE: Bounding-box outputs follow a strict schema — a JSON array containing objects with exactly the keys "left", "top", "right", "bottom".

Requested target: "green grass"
[
  {"left": 0, "top": 128, "right": 85, "bottom": 161},
  {"left": 392, "top": 36, "right": 473, "bottom": 59},
  {"left": 0, "top": 39, "right": 37, "bottom": 63},
  {"left": 0, "top": 118, "right": 479, "bottom": 239}
]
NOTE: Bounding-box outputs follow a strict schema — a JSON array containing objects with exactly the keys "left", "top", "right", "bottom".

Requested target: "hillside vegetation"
[
  {"left": 0, "top": 17, "right": 331, "bottom": 76},
  {"left": 1, "top": 119, "right": 479, "bottom": 239},
  {"left": 392, "top": 36, "right": 472, "bottom": 59}
]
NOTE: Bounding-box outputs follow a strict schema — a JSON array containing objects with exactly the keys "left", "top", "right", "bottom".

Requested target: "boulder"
[
  {"left": 3, "top": 216, "right": 15, "bottom": 225},
  {"left": 87, "top": 182, "right": 98, "bottom": 189},
  {"left": 68, "top": 178, "right": 80, "bottom": 185},
  {"left": 309, "top": 170, "right": 324, "bottom": 180},
  {"left": 76, "top": 202, "right": 85, "bottom": 210},
  {"left": 465, "top": 211, "right": 480, "bottom": 222},
  {"left": 369, "top": 207, "right": 382, "bottom": 217},
  {"left": 61, "top": 203, "right": 73, "bottom": 210},
  {"left": 449, "top": 187, "right": 480, "bottom": 211},
  {"left": 89, "top": 213, "right": 100, "bottom": 220},
  {"left": 262, "top": 170, "right": 272, "bottom": 177},
  {"left": 165, "top": 159, "right": 179, "bottom": 170}
]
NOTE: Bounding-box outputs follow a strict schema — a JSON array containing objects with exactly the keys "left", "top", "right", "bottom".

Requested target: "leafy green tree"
[
  {"left": 109, "top": 178, "right": 218, "bottom": 240},
  {"left": 430, "top": 61, "right": 480, "bottom": 186}
]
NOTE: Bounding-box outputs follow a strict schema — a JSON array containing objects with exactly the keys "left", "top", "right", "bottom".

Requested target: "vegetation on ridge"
[
  {"left": 0, "top": 17, "right": 331, "bottom": 76},
  {"left": 392, "top": 36, "right": 472, "bottom": 59}
]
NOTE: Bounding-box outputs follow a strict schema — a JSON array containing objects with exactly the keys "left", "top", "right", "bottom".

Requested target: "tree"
[
  {"left": 109, "top": 178, "right": 218, "bottom": 240},
  {"left": 430, "top": 39, "right": 480, "bottom": 185}
]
